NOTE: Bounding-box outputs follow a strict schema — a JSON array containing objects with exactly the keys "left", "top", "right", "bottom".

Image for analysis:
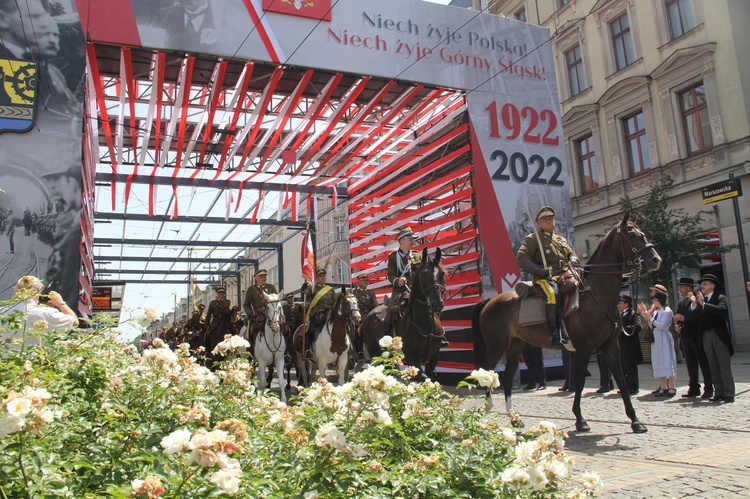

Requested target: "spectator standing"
[
  {"left": 639, "top": 292, "right": 676, "bottom": 397},
  {"left": 673, "top": 277, "right": 713, "bottom": 398},
  {"left": 693, "top": 274, "right": 735, "bottom": 403},
  {"left": 617, "top": 295, "right": 643, "bottom": 394}
]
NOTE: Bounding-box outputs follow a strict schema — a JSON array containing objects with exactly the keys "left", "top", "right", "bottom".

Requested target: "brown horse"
[
  {"left": 472, "top": 212, "right": 661, "bottom": 433},
  {"left": 360, "top": 248, "right": 446, "bottom": 381}
]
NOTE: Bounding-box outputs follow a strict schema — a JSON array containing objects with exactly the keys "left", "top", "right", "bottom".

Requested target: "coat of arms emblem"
[
  {"left": 0, "top": 58, "right": 37, "bottom": 134},
  {"left": 262, "top": 0, "right": 332, "bottom": 21}
]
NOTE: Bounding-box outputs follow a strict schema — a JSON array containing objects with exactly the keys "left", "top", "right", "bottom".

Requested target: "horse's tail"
[{"left": 472, "top": 298, "right": 490, "bottom": 369}]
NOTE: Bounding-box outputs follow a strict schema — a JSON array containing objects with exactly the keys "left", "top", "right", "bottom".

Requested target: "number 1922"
[{"left": 485, "top": 101, "right": 560, "bottom": 146}]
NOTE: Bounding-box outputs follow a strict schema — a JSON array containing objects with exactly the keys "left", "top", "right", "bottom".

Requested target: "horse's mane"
[{"left": 324, "top": 292, "right": 347, "bottom": 324}]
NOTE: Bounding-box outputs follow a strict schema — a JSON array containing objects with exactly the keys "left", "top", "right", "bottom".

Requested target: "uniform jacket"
[
  {"left": 516, "top": 230, "right": 576, "bottom": 282},
  {"left": 205, "top": 298, "right": 234, "bottom": 328},
  {"left": 305, "top": 283, "right": 335, "bottom": 318},
  {"left": 353, "top": 287, "right": 378, "bottom": 317},
  {"left": 698, "top": 292, "right": 734, "bottom": 355},
  {"left": 243, "top": 283, "right": 278, "bottom": 317},
  {"left": 282, "top": 302, "right": 302, "bottom": 331},
  {"left": 387, "top": 250, "right": 421, "bottom": 292}
]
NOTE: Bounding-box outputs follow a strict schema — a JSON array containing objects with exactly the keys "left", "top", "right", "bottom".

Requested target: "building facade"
[{"left": 479, "top": 0, "right": 750, "bottom": 348}]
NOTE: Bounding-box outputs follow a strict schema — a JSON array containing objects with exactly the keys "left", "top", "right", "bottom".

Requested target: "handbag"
[{"left": 636, "top": 314, "right": 654, "bottom": 343}]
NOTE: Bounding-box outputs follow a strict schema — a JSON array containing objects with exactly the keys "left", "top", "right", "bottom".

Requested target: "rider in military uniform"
[
  {"left": 204, "top": 286, "right": 237, "bottom": 339},
  {"left": 243, "top": 269, "right": 278, "bottom": 345},
  {"left": 301, "top": 268, "right": 336, "bottom": 359},
  {"left": 516, "top": 206, "right": 579, "bottom": 346},
  {"left": 387, "top": 227, "right": 421, "bottom": 306},
  {"left": 353, "top": 273, "right": 378, "bottom": 360},
  {"left": 282, "top": 292, "right": 301, "bottom": 334},
  {"left": 243, "top": 269, "right": 279, "bottom": 319}
]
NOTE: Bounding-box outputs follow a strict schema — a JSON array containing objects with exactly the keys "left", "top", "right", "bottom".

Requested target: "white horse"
[
  {"left": 304, "top": 290, "right": 361, "bottom": 386},
  {"left": 255, "top": 291, "right": 287, "bottom": 403}
]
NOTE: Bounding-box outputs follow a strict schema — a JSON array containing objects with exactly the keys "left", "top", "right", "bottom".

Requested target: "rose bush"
[{"left": 0, "top": 293, "right": 602, "bottom": 498}]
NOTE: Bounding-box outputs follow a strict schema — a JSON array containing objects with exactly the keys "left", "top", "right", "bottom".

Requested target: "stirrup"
[{"left": 305, "top": 349, "right": 313, "bottom": 361}]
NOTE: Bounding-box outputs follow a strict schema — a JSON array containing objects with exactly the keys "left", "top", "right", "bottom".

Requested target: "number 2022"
[
  {"left": 490, "top": 150, "right": 565, "bottom": 186},
  {"left": 485, "top": 102, "right": 559, "bottom": 146}
]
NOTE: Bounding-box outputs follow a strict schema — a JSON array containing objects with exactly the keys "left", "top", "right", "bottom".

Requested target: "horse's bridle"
[
  {"left": 411, "top": 265, "right": 446, "bottom": 315},
  {"left": 579, "top": 223, "right": 655, "bottom": 278},
  {"left": 573, "top": 222, "right": 655, "bottom": 336}
]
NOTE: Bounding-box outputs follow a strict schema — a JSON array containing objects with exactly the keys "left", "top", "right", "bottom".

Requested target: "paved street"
[{"left": 459, "top": 352, "right": 750, "bottom": 498}]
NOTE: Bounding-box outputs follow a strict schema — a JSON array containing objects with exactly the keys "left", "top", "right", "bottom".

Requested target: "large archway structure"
[{"left": 1, "top": 0, "right": 571, "bottom": 372}]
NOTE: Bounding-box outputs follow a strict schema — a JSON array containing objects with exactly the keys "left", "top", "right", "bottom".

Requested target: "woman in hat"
[{"left": 638, "top": 291, "right": 676, "bottom": 397}]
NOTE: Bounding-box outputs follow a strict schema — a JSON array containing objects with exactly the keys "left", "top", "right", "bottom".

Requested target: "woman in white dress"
[{"left": 638, "top": 291, "right": 676, "bottom": 397}]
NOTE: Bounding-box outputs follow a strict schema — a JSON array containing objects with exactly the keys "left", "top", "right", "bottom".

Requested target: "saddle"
[
  {"left": 515, "top": 272, "right": 580, "bottom": 329},
  {"left": 377, "top": 291, "right": 409, "bottom": 324}
]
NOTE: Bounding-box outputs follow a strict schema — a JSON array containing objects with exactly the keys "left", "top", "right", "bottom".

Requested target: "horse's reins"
[
  {"left": 259, "top": 299, "right": 285, "bottom": 353},
  {"left": 569, "top": 224, "right": 652, "bottom": 337},
  {"left": 406, "top": 265, "right": 446, "bottom": 339}
]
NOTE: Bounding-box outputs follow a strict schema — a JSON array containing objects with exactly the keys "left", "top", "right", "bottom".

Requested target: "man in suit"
[
  {"left": 617, "top": 295, "right": 643, "bottom": 394},
  {"left": 692, "top": 274, "right": 735, "bottom": 403},
  {"left": 674, "top": 277, "right": 713, "bottom": 398}
]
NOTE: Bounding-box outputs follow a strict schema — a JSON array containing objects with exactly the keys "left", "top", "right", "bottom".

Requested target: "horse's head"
[
  {"left": 615, "top": 212, "right": 662, "bottom": 275},
  {"left": 261, "top": 291, "right": 284, "bottom": 333},
  {"left": 341, "top": 286, "right": 361, "bottom": 323},
  {"left": 414, "top": 247, "right": 446, "bottom": 314}
]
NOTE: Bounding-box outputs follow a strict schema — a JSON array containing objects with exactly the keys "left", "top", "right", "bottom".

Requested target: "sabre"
[{"left": 522, "top": 204, "right": 548, "bottom": 272}]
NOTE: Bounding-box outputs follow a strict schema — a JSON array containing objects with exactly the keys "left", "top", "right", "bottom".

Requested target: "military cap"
[
  {"left": 216, "top": 286, "right": 226, "bottom": 292},
  {"left": 357, "top": 273, "right": 369, "bottom": 280},
  {"left": 649, "top": 284, "right": 668, "bottom": 295},
  {"left": 617, "top": 295, "right": 632, "bottom": 306},
  {"left": 316, "top": 268, "right": 327, "bottom": 276},
  {"left": 535, "top": 206, "right": 555, "bottom": 220},
  {"left": 285, "top": 292, "right": 294, "bottom": 299},
  {"left": 396, "top": 227, "right": 417, "bottom": 240},
  {"left": 254, "top": 269, "right": 268, "bottom": 278},
  {"left": 197, "top": 303, "right": 205, "bottom": 309}
]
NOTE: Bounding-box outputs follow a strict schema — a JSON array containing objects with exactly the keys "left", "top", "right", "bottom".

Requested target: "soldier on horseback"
[
  {"left": 387, "top": 227, "right": 420, "bottom": 310},
  {"left": 301, "top": 268, "right": 336, "bottom": 360},
  {"left": 516, "top": 206, "right": 579, "bottom": 347},
  {"left": 243, "top": 269, "right": 278, "bottom": 347}
]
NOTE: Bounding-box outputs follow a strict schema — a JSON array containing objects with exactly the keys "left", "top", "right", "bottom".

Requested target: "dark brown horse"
[
  {"left": 472, "top": 213, "right": 661, "bottom": 433},
  {"left": 361, "top": 247, "right": 446, "bottom": 381}
]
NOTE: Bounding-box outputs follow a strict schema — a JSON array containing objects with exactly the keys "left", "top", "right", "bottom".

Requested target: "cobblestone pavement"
[{"left": 455, "top": 352, "right": 750, "bottom": 498}]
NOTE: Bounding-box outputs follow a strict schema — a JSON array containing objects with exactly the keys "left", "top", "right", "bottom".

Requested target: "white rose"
[
  {"left": 378, "top": 336, "right": 393, "bottom": 349},
  {"left": 469, "top": 369, "right": 500, "bottom": 389},
  {"left": 6, "top": 398, "right": 33, "bottom": 418},
  {"left": 160, "top": 428, "right": 192, "bottom": 455},
  {"left": 0, "top": 413, "right": 25, "bottom": 435},
  {"left": 210, "top": 468, "right": 241, "bottom": 495}
]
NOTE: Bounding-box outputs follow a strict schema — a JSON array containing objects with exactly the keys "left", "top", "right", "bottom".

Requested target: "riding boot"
[
  {"left": 305, "top": 320, "right": 315, "bottom": 361},
  {"left": 546, "top": 304, "right": 568, "bottom": 347},
  {"left": 355, "top": 333, "right": 365, "bottom": 361}
]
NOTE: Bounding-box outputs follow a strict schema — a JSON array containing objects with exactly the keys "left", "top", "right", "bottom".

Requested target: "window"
[
  {"left": 565, "top": 45, "right": 586, "bottom": 97},
  {"left": 335, "top": 218, "right": 346, "bottom": 242},
  {"left": 665, "top": 0, "right": 694, "bottom": 39},
  {"left": 559, "top": 0, "right": 569, "bottom": 7},
  {"left": 337, "top": 260, "right": 349, "bottom": 283},
  {"left": 680, "top": 83, "right": 712, "bottom": 155},
  {"left": 514, "top": 7, "right": 526, "bottom": 22},
  {"left": 610, "top": 13, "right": 634, "bottom": 71},
  {"left": 576, "top": 134, "right": 598, "bottom": 193},
  {"left": 623, "top": 112, "right": 650, "bottom": 174}
]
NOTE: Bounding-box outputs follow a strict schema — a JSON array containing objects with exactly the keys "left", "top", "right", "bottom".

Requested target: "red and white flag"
[{"left": 301, "top": 230, "right": 315, "bottom": 283}]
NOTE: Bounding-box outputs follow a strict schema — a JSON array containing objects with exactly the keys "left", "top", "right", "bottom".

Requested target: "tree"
[{"left": 617, "top": 176, "right": 730, "bottom": 285}]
